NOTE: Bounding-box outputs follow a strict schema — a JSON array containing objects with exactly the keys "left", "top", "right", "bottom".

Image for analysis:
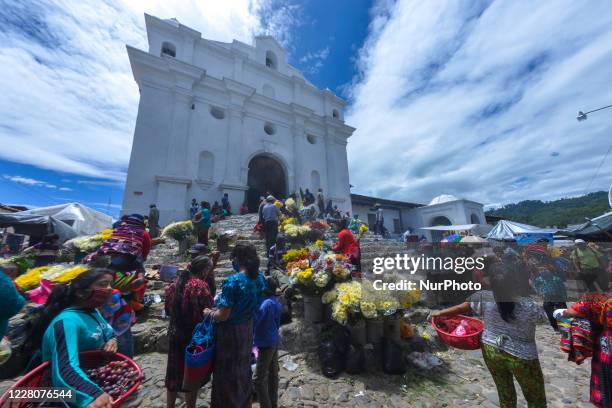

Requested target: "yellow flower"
[
  {"left": 297, "top": 268, "right": 314, "bottom": 282},
  {"left": 331, "top": 302, "right": 348, "bottom": 325},
  {"left": 360, "top": 301, "right": 377, "bottom": 319},
  {"left": 322, "top": 290, "right": 337, "bottom": 304},
  {"left": 285, "top": 198, "right": 296, "bottom": 209},
  {"left": 274, "top": 200, "right": 283, "bottom": 208},
  {"left": 359, "top": 224, "right": 369, "bottom": 234},
  {"left": 315, "top": 240, "right": 324, "bottom": 249},
  {"left": 338, "top": 293, "right": 351, "bottom": 306},
  {"left": 15, "top": 266, "right": 49, "bottom": 290},
  {"left": 54, "top": 266, "right": 89, "bottom": 283}
]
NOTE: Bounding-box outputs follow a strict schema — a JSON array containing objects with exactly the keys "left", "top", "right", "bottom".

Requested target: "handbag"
[{"left": 182, "top": 314, "right": 215, "bottom": 391}]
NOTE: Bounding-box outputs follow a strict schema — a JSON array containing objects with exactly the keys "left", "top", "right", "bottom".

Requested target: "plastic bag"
[
  {"left": 318, "top": 340, "right": 345, "bottom": 378},
  {"left": 345, "top": 344, "right": 365, "bottom": 374},
  {"left": 451, "top": 320, "right": 471, "bottom": 336},
  {"left": 382, "top": 338, "right": 405, "bottom": 375}
]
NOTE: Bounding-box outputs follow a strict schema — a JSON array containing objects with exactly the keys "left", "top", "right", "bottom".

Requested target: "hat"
[
  {"left": 574, "top": 239, "right": 586, "bottom": 244},
  {"left": 266, "top": 195, "right": 276, "bottom": 202},
  {"left": 189, "top": 243, "right": 209, "bottom": 255}
]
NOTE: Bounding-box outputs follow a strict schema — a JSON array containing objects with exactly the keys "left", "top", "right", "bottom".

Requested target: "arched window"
[
  {"left": 311, "top": 170, "right": 321, "bottom": 191},
  {"left": 265, "top": 51, "right": 277, "bottom": 69},
  {"left": 264, "top": 122, "right": 276, "bottom": 135},
  {"left": 198, "top": 151, "right": 214, "bottom": 180},
  {"left": 262, "top": 84, "right": 275, "bottom": 98},
  {"left": 332, "top": 109, "right": 340, "bottom": 119},
  {"left": 161, "top": 41, "right": 176, "bottom": 58},
  {"left": 470, "top": 213, "right": 481, "bottom": 224}
]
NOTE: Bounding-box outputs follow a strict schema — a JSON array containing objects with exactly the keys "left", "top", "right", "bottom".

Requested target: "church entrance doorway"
[{"left": 246, "top": 154, "right": 287, "bottom": 212}]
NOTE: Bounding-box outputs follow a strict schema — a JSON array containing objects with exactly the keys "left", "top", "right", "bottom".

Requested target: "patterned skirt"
[{"left": 211, "top": 320, "right": 253, "bottom": 408}]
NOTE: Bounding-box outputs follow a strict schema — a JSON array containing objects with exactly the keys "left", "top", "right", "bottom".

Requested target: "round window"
[
  {"left": 264, "top": 122, "right": 276, "bottom": 135},
  {"left": 210, "top": 106, "right": 225, "bottom": 120},
  {"left": 307, "top": 134, "right": 317, "bottom": 144}
]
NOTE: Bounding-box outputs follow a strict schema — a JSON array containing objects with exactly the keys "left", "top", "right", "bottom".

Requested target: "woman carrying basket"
[
  {"left": 432, "top": 263, "right": 548, "bottom": 408},
  {"left": 204, "top": 244, "right": 266, "bottom": 408},
  {"left": 164, "top": 256, "right": 214, "bottom": 408},
  {"left": 30, "top": 268, "right": 116, "bottom": 408}
]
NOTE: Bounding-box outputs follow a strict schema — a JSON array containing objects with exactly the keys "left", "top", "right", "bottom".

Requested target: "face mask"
[{"left": 85, "top": 287, "right": 112, "bottom": 308}]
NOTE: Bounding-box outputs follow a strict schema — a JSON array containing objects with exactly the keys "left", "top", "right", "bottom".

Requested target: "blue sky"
[{"left": 1, "top": 0, "right": 611, "bottom": 217}]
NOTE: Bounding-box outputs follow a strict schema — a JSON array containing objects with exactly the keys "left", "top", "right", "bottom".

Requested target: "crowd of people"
[{"left": 0, "top": 196, "right": 610, "bottom": 408}]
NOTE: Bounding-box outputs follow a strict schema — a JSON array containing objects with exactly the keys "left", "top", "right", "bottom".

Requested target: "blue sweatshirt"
[{"left": 253, "top": 296, "right": 282, "bottom": 348}]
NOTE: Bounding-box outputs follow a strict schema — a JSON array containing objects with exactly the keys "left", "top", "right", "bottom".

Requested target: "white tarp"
[
  {"left": 419, "top": 224, "right": 493, "bottom": 236},
  {"left": 486, "top": 220, "right": 557, "bottom": 241},
  {"left": 18, "top": 203, "right": 112, "bottom": 236}
]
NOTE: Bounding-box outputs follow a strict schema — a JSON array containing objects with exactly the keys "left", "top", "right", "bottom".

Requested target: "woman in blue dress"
[
  {"left": 205, "top": 244, "right": 267, "bottom": 408},
  {"left": 31, "top": 268, "right": 116, "bottom": 408}
]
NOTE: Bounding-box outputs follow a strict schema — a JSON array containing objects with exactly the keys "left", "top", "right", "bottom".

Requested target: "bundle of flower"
[
  {"left": 304, "top": 220, "right": 330, "bottom": 232},
  {"left": 41, "top": 264, "right": 90, "bottom": 283},
  {"left": 14, "top": 265, "right": 49, "bottom": 290},
  {"left": 283, "top": 248, "right": 309, "bottom": 263},
  {"left": 357, "top": 224, "right": 369, "bottom": 240},
  {"left": 289, "top": 262, "right": 332, "bottom": 295},
  {"left": 284, "top": 224, "right": 311, "bottom": 240},
  {"left": 311, "top": 252, "right": 351, "bottom": 282},
  {"left": 66, "top": 229, "right": 113, "bottom": 253},
  {"left": 0, "top": 254, "right": 34, "bottom": 274},
  {"left": 359, "top": 279, "right": 420, "bottom": 319},
  {"left": 161, "top": 220, "right": 194, "bottom": 242},
  {"left": 322, "top": 281, "right": 362, "bottom": 325},
  {"left": 279, "top": 217, "right": 296, "bottom": 233}
]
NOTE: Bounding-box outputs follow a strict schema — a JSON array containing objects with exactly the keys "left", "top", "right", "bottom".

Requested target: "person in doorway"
[
  {"left": 253, "top": 276, "right": 282, "bottom": 408},
  {"left": 165, "top": 256, "right": 214, "bottom": 408},
  {"left": 204, "top": 244, "right": 267, "bottom": 408},
  {"left": 189, "top": 199, "right": 199, "bottom": 220},
  {"left": 374, "top": 204, "right": 384, "bottom": 236},
  {"left": 333, "top": 218, "right": 361, "bottom": 275},
  {"left": 149, "top": 204, "right": 160, "bottom": 239},
  {"left": 262, "top": 196, "right": 281, "bottom": 252},
  {"left": 432, "top": 263, "right": 547, "bottom": 408},
  {"left": 35, "top": 269, "right": 116, "bottom": 408},
  {"left": 316, "top": 189, "right": 325, "bottom": 218},
  {"left": 222, "top": 193, "right": 232, "bottom": 215},
  {"left": 571, "top": 239, "right": 605, "bottom": 292},
  {"left": 194, "top": 201, "right": 211, "bottom": 245}
]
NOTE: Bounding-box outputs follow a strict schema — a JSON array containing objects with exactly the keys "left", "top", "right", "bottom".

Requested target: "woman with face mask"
[{"left": 32, "top": 268, "right": 116, "bottom": 408}]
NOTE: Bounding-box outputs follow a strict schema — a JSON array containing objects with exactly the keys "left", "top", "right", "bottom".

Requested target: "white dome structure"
[{"left": 428, "top": 194, "right": 459, "bottom": 206}]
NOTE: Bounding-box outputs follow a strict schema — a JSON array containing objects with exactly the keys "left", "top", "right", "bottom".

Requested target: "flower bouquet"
[
  {"left": 161, "top": 220, "right": 195, "bottom": 242},
  {"left": 322, "top": 281, "right": 363, "bottom": 325},
  {"left": 65, "top": 229, "right": 113, "bottom": 253}
]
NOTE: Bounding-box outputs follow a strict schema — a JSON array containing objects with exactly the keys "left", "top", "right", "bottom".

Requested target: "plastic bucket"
[
  {"left": 350, "top": 320, "right": 367, "bottom": 345},
  {"left": 383, "top": 317, "right": 401, "bottom": 343},
  {"left": 366, "top": 318, "right": 384, "bottom": 344},
  {"left": 303, "top": 294, "right": 323, "bottom": 323}
]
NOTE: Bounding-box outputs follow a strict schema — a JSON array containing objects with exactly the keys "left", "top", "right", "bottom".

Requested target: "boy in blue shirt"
[{"left": 253, "top": 276, "right": 282, "bottom": 408}]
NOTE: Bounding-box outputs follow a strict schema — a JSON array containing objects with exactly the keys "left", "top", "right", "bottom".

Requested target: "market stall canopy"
[
  {"left": 561, "top": 211, "right": 612, "bottom": 241},
  {"left": 18, "top": 203, "right": 112, "bottom": 236},
  {"left": 419, "top": 224, "right": 493, "bottom": 236},
  {"left": 460, "top": 235, "right": 488, "bottom": 243},
  {"left": 0, "top": 213, "right": 77, "bottom": 243},
  {"left": 486, "top": 220, "right": 557, "bottom": 241}
]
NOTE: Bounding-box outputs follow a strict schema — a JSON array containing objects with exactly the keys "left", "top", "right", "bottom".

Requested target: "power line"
[{"left": 585, "top": 141, "right": 612, "bottom": 193}]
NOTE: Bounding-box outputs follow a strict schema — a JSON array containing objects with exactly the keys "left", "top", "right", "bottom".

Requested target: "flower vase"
[
  {"left": 303, "top": 294, "right": 323, "bottom": 323},
  {"left": 350, "top": 320, "right": 367, "bottom": 345},
  {"left": 366, "top": 318, "right": 384, "bottom": 344}
]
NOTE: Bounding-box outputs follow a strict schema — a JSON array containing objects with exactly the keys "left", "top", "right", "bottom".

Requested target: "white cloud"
[
  {"left": 2, "top": 174, "right": 70, "bottom": 191},
  {"left": 299, "top": 46, "right": 330, "bottom": 74},
  {"left": 0, "top": 0, "right": 297, "bottom": 182},
  {"left": 346, "top": 0, "right": 612, "bottom": 206}
]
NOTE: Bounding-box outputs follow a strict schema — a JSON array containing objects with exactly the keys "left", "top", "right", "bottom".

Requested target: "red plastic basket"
[
  {"left": 432, "top": 315, "right": 484, "bottom": 350},
  {"left": 0, "top": 351, "right": 142, "bottom": 408}
]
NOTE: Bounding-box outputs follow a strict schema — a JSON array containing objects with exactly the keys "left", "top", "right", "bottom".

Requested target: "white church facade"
[{"left": 121, "top": 14, "right": 354, "bottom": 224}]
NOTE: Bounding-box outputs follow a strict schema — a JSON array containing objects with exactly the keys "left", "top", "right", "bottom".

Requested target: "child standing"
[{"left": 253, "top": 276, "right": 283, "bottom": 408}]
